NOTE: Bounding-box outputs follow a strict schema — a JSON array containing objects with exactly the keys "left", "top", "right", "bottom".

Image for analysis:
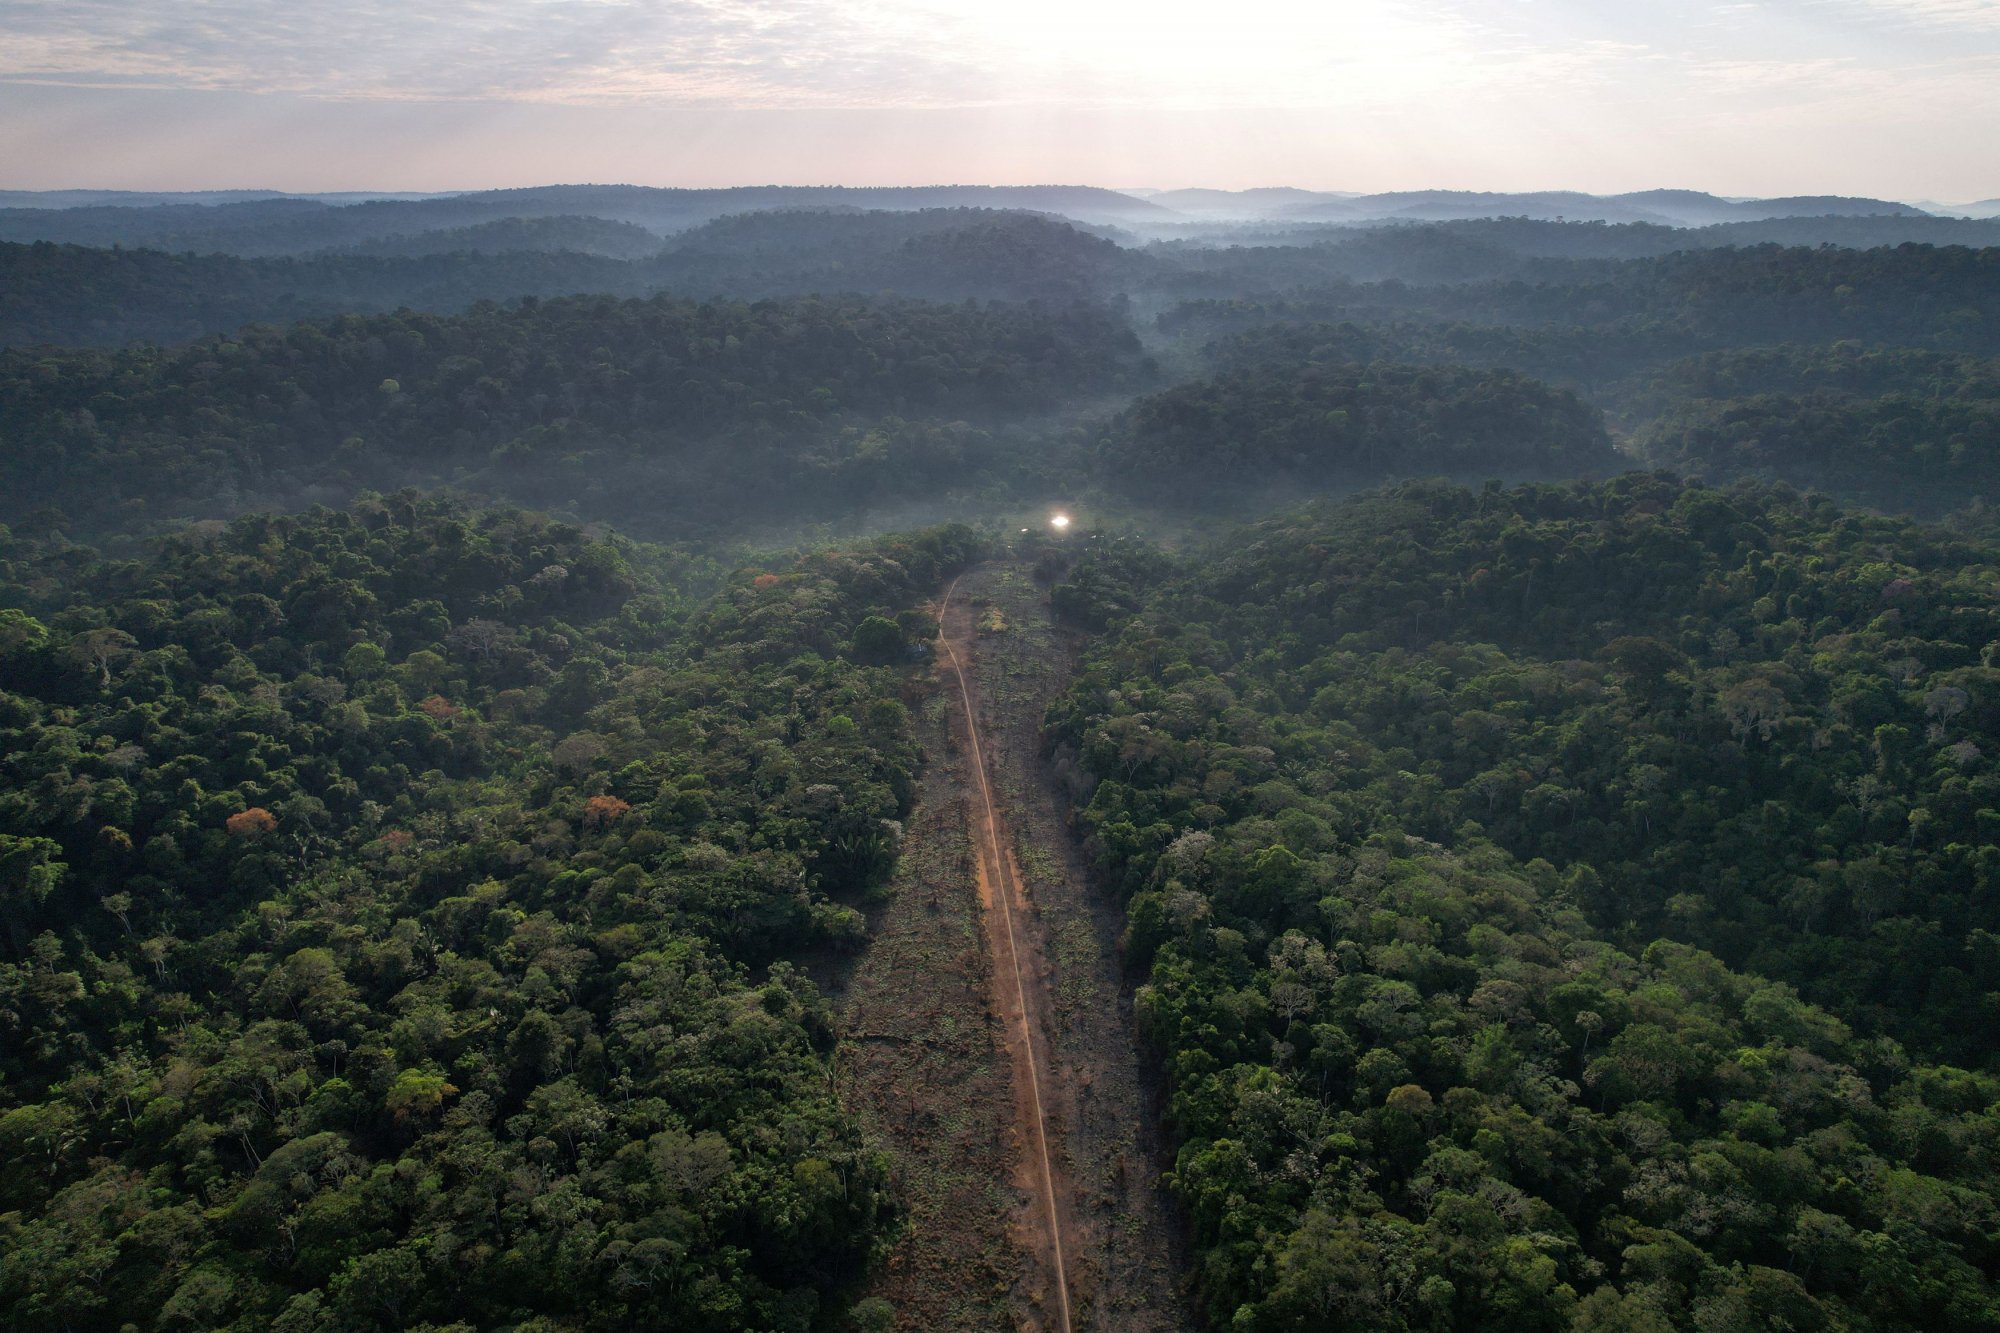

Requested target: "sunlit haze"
[{"left": 1, "top": 0, "right": 1996, "bottom": 197}]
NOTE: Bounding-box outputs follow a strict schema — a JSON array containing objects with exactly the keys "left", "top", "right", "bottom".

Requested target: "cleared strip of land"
[
  {"left": 953, "top": 562, "right": 1187, "bottom": 1332},
  {"left": 842, "top": 558, "right": 1184, "bottom": 1332},
  {"left": 835, "top": 681, "right": 1024, "bottom": 1330},
  {"left": 940, "top": 574, "right": 1076, "bottom": 1333}
]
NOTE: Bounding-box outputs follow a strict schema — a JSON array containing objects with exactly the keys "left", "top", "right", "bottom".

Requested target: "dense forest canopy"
[
  {"left": 1, "top": 186, "right": 1981, "bottom": 262},
  {"left": 0, "top": 292, "right": 1150, "bottom": 540},
  {"left": 1093, "top": 362, "right": 1617, "bottom": 506},
  {"left": 6, "top": 185, "right": 2000, "bottom": 1332},
  {"left": 0, "top": 186, "right": 1170, "bottom": 257},
  {"left": 0, "top": 242, "right": 647, "bottom": 350},
  {"left": 0, "top": 211, "right": 1148, "bottom": 350},
  {"left": 11, "top": 230, "right": 2000, "bottom": 543},
  {"left": 333, "top": 217, "right": 670, "bottom": 262},
  {"left": 1163, "top": 244, "right": 2000, "bottom": 360},
  {"left": 0, "top": 496, "right": 978, "bottom": 1330},
  {"left": 1618, "top": 346, "right": 2000, "bottom": 512},
  {"left": 1158, "top": 244, "right": 2000, "bottom": 519},
  {"left": 1186, "top": 328, "right": 2000, "bottom": 515},
  {"left": 9, "top": 213, "right": 2000, "bottom": 365},
  {"left": 1046, "top": 478, "right": 2000, "bottom": 1329},
  {"left": 1167, "top": 214, "right": 2000, "bottom": 263}
]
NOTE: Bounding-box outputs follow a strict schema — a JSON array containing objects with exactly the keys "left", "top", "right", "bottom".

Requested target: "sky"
[{"left": 0, "top": 0, "right": 1996, "bottom": 200}]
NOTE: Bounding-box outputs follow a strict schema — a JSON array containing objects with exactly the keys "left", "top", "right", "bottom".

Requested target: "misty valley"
[{"left": 3, "top": 185, "right": 2000, "bottom": 1333}]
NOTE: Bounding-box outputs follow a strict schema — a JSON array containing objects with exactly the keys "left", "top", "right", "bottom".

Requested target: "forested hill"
[
  {"left": 337, "top": 216, "right": 668, "bottom": 261},
  {"left": 1166, "top": 244, "right": 2000, "bottom": 358},
  {"left": 1185, "top": 330, "right": 2000, "bottom": 518},
  {"left": 12, "top": 221, "right": 2000, "bottom": 362},
  {"left": 1527, "top": 244, "right": 2000, "bottom": 349},
  {"left": 0, "top": 211, "right": 1153, "bottom": 349},
  {"left": 651, "top": 209, "right": 1152, "bottom": 304},
  {"left": 12, "top": 234, "right": 1997, "bottom": 537},
  {"left": 0, "top": 496, "right": 978, "bottom": 1329},
  {"left": 0, "top": 242, "right": 647, "bottom": 349},
  {"left": 1093, "top": 362, "right": 1618, "bottom": 506},
  {"left": 0, "top": 293, "right": 1151, "bottom": 539},
  {"left": 0, "top": 184, "right": 1168, "bottom": 256},
  {"left": 1161, "top": 247, "right": 2000, "bottom": 520},
  {"left": 1048, "top": 477, "right": 2000, "bottom": 1329},
  {"left": 1623, "top": 345, "right": 2000, "bottom": 514}
]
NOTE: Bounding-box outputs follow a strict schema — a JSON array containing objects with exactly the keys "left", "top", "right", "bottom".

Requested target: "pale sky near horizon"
[{"left": 1, "top": 0, "right": 1996, "bottom": 200}]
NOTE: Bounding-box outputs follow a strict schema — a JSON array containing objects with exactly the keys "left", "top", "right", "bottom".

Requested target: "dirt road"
[
  {"left": 840, "top": 559, "right": 1183, "bottom": 1331},
  {"left": 939, "top": 573, "right": 1076, "bottom": 1333}
]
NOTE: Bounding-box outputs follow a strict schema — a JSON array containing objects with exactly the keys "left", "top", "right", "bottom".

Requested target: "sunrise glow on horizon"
[{"left": 1, "top": 0, "right": 1995, "bottom": 198}]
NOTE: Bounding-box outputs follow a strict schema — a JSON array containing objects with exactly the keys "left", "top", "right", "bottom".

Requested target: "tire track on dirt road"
[{"left": 938, "top": 573, "right": 1074, "bottom": 1333}]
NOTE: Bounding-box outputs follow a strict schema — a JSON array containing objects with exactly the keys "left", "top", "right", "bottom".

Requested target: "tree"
[
  {"left": 850, "top": 616, "right": 907, "bottom": 665},
  {"left": 0, "top": 835, "right": 65, "bottom": 950},
  {"left": 384, "top": 1069, "right": 458, "bottom": 1125},
  {"left": 226, "top": 807, "right": 279, "bottom": 838},
  {"left": 65, "top": 627, "right": 137, "bottom": 688},
  {"left": 582, "top": 794, "right": 631, "bottom": 828}
]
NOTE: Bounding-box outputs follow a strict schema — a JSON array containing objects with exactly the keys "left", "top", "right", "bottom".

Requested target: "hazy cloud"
[
  {"left": 1, "top": 0, "right": 1918, "bottom": 110},
  {"left": 0, "top": 1, "right": 1513, "bottom": 109},
  {"left": 1848, "top": 0, "right": 2000, "bottom": 30},
  {"left": 0, "top": 0, "right": 1994, "bottom": 195},
  {"left": 2, "top": 0, "right": 1995, "bottom": 114},
  {"left": 0, "top": 0, "right": 994, "bottom": 106}
]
